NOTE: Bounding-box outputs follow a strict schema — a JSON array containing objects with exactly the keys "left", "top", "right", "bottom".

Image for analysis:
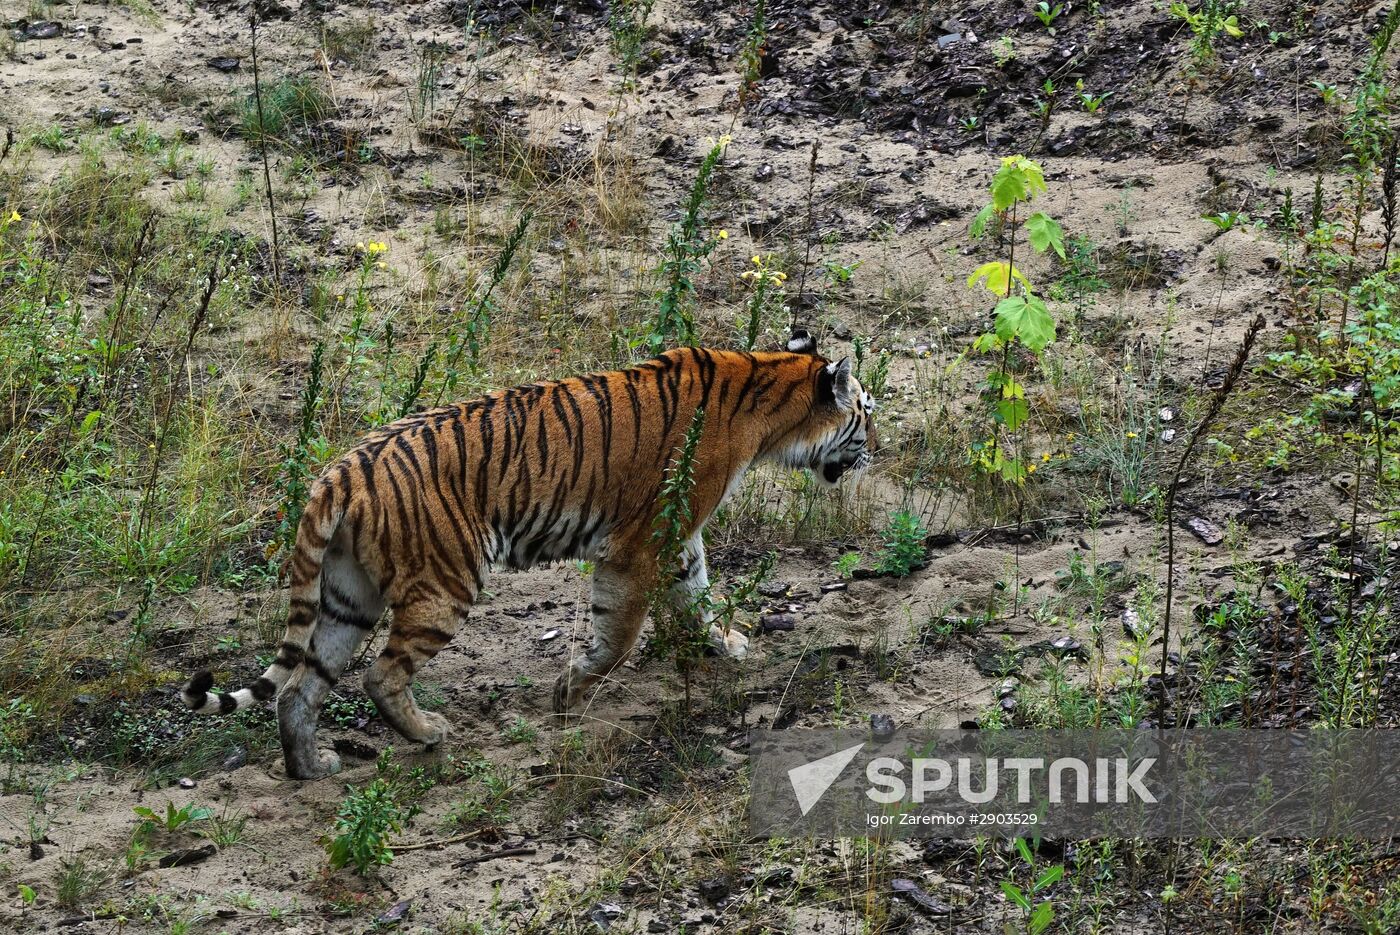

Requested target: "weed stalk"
[{"left": 1158, "top": 313, "right": 1263, "bottom": 726}]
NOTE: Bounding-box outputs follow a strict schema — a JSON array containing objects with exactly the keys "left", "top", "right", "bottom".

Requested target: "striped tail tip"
[
  {"left": 182, "top": 670, "right": 279, "bottom": 715},
  {"left": 181, "top": 670, "right": 215, "bottom": 710}
]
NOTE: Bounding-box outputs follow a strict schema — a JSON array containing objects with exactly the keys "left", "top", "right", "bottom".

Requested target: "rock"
[
  {"left": 221, "top": 748, "right": 248, "bottom": 771},
  {"left": 158, "top": 844, "right": 218, "bottom": 868},
  {"left": 1049, "top": 636, "right": 1083, "bottom": 656},
  {"left": 870, "top": 713, "right": 896, "bottom": 740},
  {"left": 207, "top": 56, "right": 240, "bottom": 72},
  {"left": 1122, "top": 608, "right": 1146, "bottom": 640},
  {"left": 22, "top": 22, "right": 64, "bottom": 41},
  {"left": 754, "top": 865, "right": 795, "bottom": 886},
  {"left": 753, "top": 163, "right": 774, "bottom": 181},
  {"left": 1331, "top": 472, "right": 1357, "bottom": 494},
  {"left": 374, "top": 900, "right": 411, "bottom": 926},
  {"left": 820, "top": 581, "right": 848, "bottom": 593},
  {"left": 178, "top": 776, "right": 196, "bottom": 789},
  {"left": 1185, "top": 516, "right": 1224, "bottom": 545},
  {"left": 698, "top": 877, "right": 730, "bottom": 905},
  {"left": 937, "top": 33, "right": 961, "bottom": 49},
  {"left": 891, "top": 878, "right": 953, "bottom": 914},
  {"left": 588, "top": 903, "right": 624, "bottom": 930},
  {"left": 760, "top": 613, "right": 797, "bottom": 633}
]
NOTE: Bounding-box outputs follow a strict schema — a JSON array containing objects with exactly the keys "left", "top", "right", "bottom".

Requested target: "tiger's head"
[{"left": 779, "top": 330, "right": 878, "bottom": 487}]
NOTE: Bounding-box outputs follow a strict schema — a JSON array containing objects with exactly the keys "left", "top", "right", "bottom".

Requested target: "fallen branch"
[
  {"left": 454, "top": 846, "right": 536, "bottom": 868},
  {"left": 389, "top": 828, "right": 487, "bottom": 852}
]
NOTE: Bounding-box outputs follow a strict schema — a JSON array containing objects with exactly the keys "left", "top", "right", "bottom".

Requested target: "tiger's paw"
[
  {"left": 274, "top": 749, "right": 342, "bottom": 781},
  {"left": 708, "top": 625, "right": 749, "bottom": 660},
  {"left": 418, "top": 712, "right": 452, "bottom": 749},
  {"left": 551, "top": 672, "right": 576, "bottom": 714}
]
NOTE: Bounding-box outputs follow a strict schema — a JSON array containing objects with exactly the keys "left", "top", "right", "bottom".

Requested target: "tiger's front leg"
[{"left": 670, "top": 535, "right": 749, "bottom": 660}]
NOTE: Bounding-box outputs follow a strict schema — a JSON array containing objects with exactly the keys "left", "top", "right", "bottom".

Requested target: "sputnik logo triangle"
[{"left": 787, "top": 742, "right": 866, "bottom": 816}]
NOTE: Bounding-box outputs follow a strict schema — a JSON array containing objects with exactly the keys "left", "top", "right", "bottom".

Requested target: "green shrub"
[{"left": 876, "top": 511, "right": 928, "bottom": 576}]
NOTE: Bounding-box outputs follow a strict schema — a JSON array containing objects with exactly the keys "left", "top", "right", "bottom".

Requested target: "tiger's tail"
[{"left": 181, "top": 482, "right": 345, "bottom": 715}]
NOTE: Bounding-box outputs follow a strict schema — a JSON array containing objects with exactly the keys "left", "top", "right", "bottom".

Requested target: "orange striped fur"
[{"left": 183, "top": 336, "right": 875, "bottom": 778}]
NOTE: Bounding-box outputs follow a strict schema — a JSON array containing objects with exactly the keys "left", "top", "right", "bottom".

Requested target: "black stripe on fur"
[{"left": 183, "top": 670, "right": 214, "bottom": 709}]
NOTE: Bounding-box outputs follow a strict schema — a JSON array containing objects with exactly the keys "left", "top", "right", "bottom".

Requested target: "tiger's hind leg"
[
  {"left": 363, "top": 593, "right": 466, "bottom": 748},
  {"left": 279, "top": 541, "right": 384, "bottom": 780},
  {"left": 552, "top": 559, "right": 650, "bottom": 714}
]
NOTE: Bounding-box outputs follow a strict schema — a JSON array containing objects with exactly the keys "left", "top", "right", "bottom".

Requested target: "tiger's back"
[{"left": 183, "top": 338, "right": 876, "bottom": 779}]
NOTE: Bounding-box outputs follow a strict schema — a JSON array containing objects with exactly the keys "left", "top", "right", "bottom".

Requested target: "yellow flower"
[
  {"left": 1041, "top": 452, "right": 1051, "bottom": 462},
  {"left": 1027, "top": 463, "right": 1038, "bottom": 474},
  {"left": 717, "top": 229, "right": 729, "bottom": 240},
  {"left": 1125, "top": 431, "right": 1138, "bottom": 439},
  {"left": 752, "top": 255, "right": 761, "bottom": 264},
  {"left": 7, "top": 210, "right": 19, "bottom": 223}
]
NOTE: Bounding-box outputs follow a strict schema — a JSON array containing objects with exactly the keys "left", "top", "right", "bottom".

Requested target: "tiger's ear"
[
  {"left": 817, "top": 357, "right": 854, "bottom": 407},
  {"left": 787, "top": 329, "right": 817, "bottom": 355}
]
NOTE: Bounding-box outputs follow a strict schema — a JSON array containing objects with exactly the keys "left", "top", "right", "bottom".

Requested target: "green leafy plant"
[
  {"left": 502, "top": 716, "right": 537, "bottom": 745},
  {"left": 875, "top": 510, "right": 928, "bottom": 576},
  {"left": 133, "top": 801, "right": 214, "bottom": 833},
  {"left": 1203, "top": 210, "right": 1249, "bottom": 231},
  {"left": 609, "top": 0, "right": 657, "bottom": 85},
  {"left": 992, "top": 35, "right": 1016, "bottom": 68},
  {"left": 1033, "top": 2, "right": 1063, "bottom": 30},
  {"left": 649, "top": 137, "right": 729, "bottom": 352},
  {"left": 967, "top": 155, "right": 1064, "bottom": 484},
  {"left": 822, "top": 258, "right": 862, "bottom": 284},
  {"left": 436, "top": 212, "right": 531, "bottom": 402},
  {"left": 1031, "top": 79, "right": 1059, "bottom": 142},
  {"left": 833, "top": 551, "right": 862, "bottom": 579},
  {"left": 1074, "top": 79, "right": 1110, "bottom": 113},
  {"left": 322, "top": 751, "right": 427, "bottom": 876},
  {"left": 270, "top": 341, "right": 326, "bottom": 560},
  {"left": 740, "top": 253, "right": 786, "bottom": 350},
  {"left": 737, "top": 0, "right": 769, "bottom": 110},
  {"left": 1169, "top": 0, "right": 1243, "bottom": 65},
  {"left": 1001, "top": 838, "right": 1064, "bottom": 934},
  {"left": 646, "top": 408, "right": 711, "bottom": 700}
]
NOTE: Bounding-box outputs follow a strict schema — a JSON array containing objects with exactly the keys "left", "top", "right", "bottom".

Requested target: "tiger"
[{"left": 181, "top": 331, "right": 877, "bottom": 779}]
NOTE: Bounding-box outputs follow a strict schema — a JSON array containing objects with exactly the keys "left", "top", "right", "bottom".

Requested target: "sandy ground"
[{"left": 0, "top": 0, "right": 1391, "bottom": 931}]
